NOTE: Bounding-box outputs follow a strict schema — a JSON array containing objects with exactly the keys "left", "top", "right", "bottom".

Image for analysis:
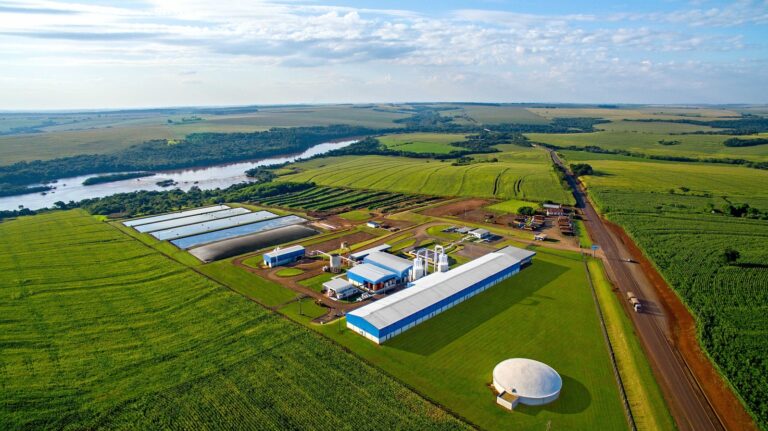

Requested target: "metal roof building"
[
  {"left": 363, "top": 251, "right": 413, "bottom": 280},
  {"left": 349, "top": 244, "right": 391, "bottom": 261},
  {"left": 346, "top": 263, "right": 398, "bottom": 291},
  {"left": 347, "top": 246, "right": 535, "bottom": 344},
  {"left": 263, "top": 245, "right": 305, "bottom": 268}
]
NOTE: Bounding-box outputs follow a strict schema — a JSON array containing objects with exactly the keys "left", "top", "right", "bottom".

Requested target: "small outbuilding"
[
  {"left": 263, "top": 245, "right": 305, "bottom": 268},
  {"left": 346, "top": 263, "right": 398, "bottom": 291},
  {"left": 492, "top": 358, "right": 562, "bottom": 409},
  {"left": 324, "top": 278, "right": 358, "bottom": 300},
  {"left": 366, "top": 221, "right": 381, "bottom": 229},
  {"left": 470, "top": 228, "right": 491, "bottom": 239}
]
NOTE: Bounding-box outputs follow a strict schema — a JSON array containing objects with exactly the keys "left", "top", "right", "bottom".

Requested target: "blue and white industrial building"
[
  {"left": 346, "top": 246, "right": 536, "bottom": 344},
  {"left": 263, "top": 245, "right": 305, "bottom": 268},
  {"left": 344, "top": 249, "right": 413, "bottom": 292}
]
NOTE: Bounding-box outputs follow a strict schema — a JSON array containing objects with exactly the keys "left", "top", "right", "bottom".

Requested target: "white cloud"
[{"left": 0, "top": 0, "right": 765, "bottom": 107}]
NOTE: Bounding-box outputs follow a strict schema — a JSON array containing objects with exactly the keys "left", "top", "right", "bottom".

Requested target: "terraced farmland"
[
  {"left": 280, "top": 153, "right": 574, "bottom": 204},
  {"left": 258, "top": 185, "right": 440, "bottom": 213},
  {"left": 0, "top": 210, "right": 470, "bottom": 430}
]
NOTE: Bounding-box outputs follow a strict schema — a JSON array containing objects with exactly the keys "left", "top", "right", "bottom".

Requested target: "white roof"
[
  {"left": 264, "top": 244, "right": 304, "bottom": 258},
  {"left": 364, "top": 251, "right": 412, "bottom": 273},
  {"left": 324, "top": 278, "right": 353, "bottom": 291},
  {"left": 497, "top": 246, "right": 536, "bottom": 262},
  {"left": 349, "top": 244, "right": 391, "bottom": 260},
  {"left": 493, "top": 358, "right": 562, "bottom": 399},
  {"left": 471, "top": 228, "right": 490, "bottom": 235},
  {"left": 347, "top": 263, "right": 396, "bottom": 283},
  {"left": 348, "top": 247, "right": 527, "bottom": 330}
]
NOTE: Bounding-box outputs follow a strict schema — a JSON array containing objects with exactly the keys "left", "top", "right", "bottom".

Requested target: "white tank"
[
  {"left": 437, "top": 253, "right": 450, "bottom": 272},
  {"left": 412, "top": 257, "right": 425, "bottom": 281},
  {"left": 329, "top": 254, "right": 341, "bottom": 270}
]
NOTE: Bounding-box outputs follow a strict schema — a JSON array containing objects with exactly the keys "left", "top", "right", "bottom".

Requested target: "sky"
[{"left": 0, "top": 0, "right": 766, "bottom": 109}]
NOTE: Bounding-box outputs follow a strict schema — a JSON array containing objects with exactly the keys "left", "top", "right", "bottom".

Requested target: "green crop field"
[
  {"left": 570, "top": 155, "right": 768, "bottom": 428},
  {"left": 527, "top": 131, "right": 768, "bottom": 162},
  {"left": 595, "top": 120, "right": 723, "bottom": 134},
  {"left": 0, "top": 105, "right": 409, "bottom": 163},
  {"left": 576, "top": 158, "right": 768, "bottom": 202},
  {"left": 280, "top": 151, "right": 575, "bottom": 205},
  {"left": 486, "top": 198, "right": 540, "bottom": 214},
  {"left": 378, "top": 133, "right": 469, "bottom": 153},
  {"left": 316, "top": 248, "right": 627, "bottom": 430},
  {"left": 0, "top": 210, "right": 470, "bottom": 430},
  {"left": 276, "top": 267, "right": 305, "bottom": 277},
  {"left": 258, "top": 184, "right": 439, "bottom": 214},
  {"left": 529, "top": 106, "right": 742, "bottom": 121},
  {"left": 440, "top": 105, "right": 550, "bottom": 125}
]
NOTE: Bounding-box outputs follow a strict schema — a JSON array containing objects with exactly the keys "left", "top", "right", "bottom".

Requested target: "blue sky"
[{"left": 0, "top": 0, "right": 766, "bottom": 109}]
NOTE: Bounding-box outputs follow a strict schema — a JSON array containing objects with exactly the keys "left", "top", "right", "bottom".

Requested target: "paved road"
[{"left": 549, "top": 150, "right": 725, "bottom": 431}]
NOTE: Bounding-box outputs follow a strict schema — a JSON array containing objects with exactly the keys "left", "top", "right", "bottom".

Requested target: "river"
[{"left": 1, "top": 139, "right": 356, "bottom": 211}]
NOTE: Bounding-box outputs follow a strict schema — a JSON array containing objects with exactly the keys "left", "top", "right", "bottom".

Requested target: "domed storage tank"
[{"left": 492, "top": 358, "right": 562, "bottom": 406}]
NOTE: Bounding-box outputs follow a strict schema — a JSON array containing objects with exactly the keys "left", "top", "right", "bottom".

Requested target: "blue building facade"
[
  {"left": 347, "top": 246, "right": 536, "bottom": 344},
  {"left": 263, "top": 245, "right": 305, "bottom": 268}
]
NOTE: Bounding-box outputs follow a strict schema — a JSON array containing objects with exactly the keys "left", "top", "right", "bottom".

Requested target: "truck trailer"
[{"left": 626, "top": 291, "right": 642, "bottom": 312}]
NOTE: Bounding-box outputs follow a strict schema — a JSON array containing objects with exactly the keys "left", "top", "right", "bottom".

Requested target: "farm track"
[
  {"left": 491, "top": 168, "right": 509, "bottom": 197},
  {"left": 549, "top": 149, "right": 754, "bottom": 431}
]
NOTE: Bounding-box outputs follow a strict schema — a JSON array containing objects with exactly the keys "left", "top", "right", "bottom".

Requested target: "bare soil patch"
[{"left": 422, "top": 198, "right": 492, "bottom": 217}]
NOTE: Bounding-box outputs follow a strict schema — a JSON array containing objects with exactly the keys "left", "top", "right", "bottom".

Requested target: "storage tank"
[
  {"left": 437, "top": 252, "right": 449, "bottom": 272},
  {"left": 329, "top": 253, "right": 342, "bottom": 273},
  {"left": 411, "top": 257, "right": 425, "bottom": 281}
]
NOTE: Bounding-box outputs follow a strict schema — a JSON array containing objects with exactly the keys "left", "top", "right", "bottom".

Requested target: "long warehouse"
[{"left": 346, "top": 246, "right": 535, "bottom": 344}]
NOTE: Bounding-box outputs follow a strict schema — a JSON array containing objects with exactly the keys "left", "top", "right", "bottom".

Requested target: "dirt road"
[{"left": 548, "top": 150, "right": 737, "bottom": 431}]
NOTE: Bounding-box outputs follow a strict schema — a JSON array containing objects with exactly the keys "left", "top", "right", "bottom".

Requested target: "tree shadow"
[
  {"left": 385, "top": 260, "right": 569, "bottom": 356},
  {"left": 515, "top": 375, "right": 592, "bottom": 416}
]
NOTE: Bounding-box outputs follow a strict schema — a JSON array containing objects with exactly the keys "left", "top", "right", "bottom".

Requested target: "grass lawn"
[
  {"left": 587, "top": 259, "right": 675, "bottom": 431},
  {"left": 378, "top": 133, "right": 469, "bottom": 154},
  {"left": 275, "top": 267, "right": 305, "bottom": 277},
  {"left": 338, "top": 209, "right": 373, "bottom": 221},
  {"left": 426, "top": 224, "right": 462, "bottom": 241},
  {"left": 240, "top": 254, "right": 263, "bottom": 269},
  {"left": 298, "top": 272, "right": 335, "bottom": 292},
  {"left": 486, "top": 199, "right": 539, "bottom": 214},
  {"left": 0, "top": 210, "right": 468, "bottom": 430},
  {"left": 279, "top": 298, "right": 329, "bottom": 321},
  {"left": 316, "top": 249, "right": 627, "bottom": 430},
  {"left": 198, "top": 259, "right": 297, "bottom": 307},
  {"left": 574, "top": 219, "right": 593, "bottom": 249}
]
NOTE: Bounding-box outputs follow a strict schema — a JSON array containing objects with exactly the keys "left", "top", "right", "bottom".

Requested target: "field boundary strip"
[{"left": 583, "top": 253, "right": 638, "bottom": 431}]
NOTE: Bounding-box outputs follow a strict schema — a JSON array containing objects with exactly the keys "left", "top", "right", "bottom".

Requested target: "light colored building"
[
  {"left": 349, "top": 244, "right": 391, "bottom": 261},
  {"left": 346, "top": 246, "right": 536, "bottom": 344},
  {"left": 492, "top": 358, "right": 562, "bottom": 409},
  {"left": 262, "top": 245, "right": 305, "bottom": 268},
  {"left": 346, "top": 263, "right": 398, "bottom": 291},
  {"left": 363, "top": 251, "right": 413, "bottom": 282},
  {"left": 366, "top": 221, "right": 381, "bottom": 229},
  {"left": 324, "top": 278, "right": 358, "bottom": 299},
  {"left": 469, "top": 228, "right": 490, "bottom": 239}
]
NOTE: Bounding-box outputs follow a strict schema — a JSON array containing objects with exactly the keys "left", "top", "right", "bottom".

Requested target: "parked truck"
[{"left": 626, "top": 291, "right": 642, "bottom": 312}]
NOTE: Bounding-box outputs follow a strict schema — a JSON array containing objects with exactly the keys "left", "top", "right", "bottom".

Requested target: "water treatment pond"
[{"left": 1, "top": 140, "right": 356, "bottom": 211}]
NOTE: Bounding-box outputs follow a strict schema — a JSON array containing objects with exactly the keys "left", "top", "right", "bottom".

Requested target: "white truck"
[{"left": 626, "top": 291, "right": 642, "bottom": 312}]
